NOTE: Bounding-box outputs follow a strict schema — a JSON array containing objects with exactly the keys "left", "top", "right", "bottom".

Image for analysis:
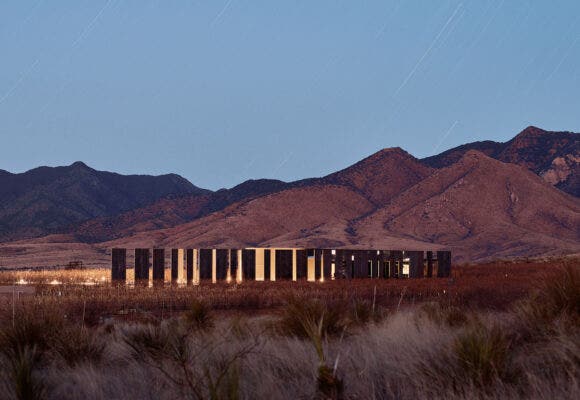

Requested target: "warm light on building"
[{"left": 111, "top": 248, "right": 451, "bottom": 284}]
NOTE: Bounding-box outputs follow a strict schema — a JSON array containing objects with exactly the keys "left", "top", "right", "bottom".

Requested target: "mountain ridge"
[
  {"left": 421, "top": 126, "right": 579, "bottom": 196},
  {"left": 0, "top": 162, "right": 208, "bottom": 242},
  {"left": 0, "top": 126, "right": 578, "bottom": 266}
]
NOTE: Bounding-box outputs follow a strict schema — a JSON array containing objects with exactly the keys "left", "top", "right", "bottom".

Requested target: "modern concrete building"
[{"left": 111, "top": 247, "right": 451, "bottom": 283}]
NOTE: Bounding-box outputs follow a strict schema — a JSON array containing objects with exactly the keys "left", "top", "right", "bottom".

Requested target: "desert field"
[{"left": 0, "top": 258, "right": 578, "bottom": 399}]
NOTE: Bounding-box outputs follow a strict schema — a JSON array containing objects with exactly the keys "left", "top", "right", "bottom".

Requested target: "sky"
[{"left": 0, "top": 1, "right": 579, "bottom": 190}]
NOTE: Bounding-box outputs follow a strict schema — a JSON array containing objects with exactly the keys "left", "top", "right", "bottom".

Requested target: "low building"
[{"left": 111, "top": 247, "right": 451, "bottom": 283}]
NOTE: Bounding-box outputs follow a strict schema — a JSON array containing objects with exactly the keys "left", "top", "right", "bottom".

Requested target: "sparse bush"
[
  {"left": 513, "top": 262, "right": 580, "bottom": 341},
  {"left": 542, "top": 262, "right": 580, "bottom": 317},
  {"left": 184, "top": 299, "right": 214, "bottom": 331},
  {"left": 0, "top": 307, "right": 66, "bottom": 362},
  {"left": 10, "top": 346, "right": 46, "bottom": 400},
  {"left": 418, "top": 302, "right": 469, "bottom": 327},
  {"left": 453, "top": 324, "right": 514, "bottom": 387},
  {"left": 350, "top": 299, "right": 373, "bottom": 325},
  {"left": 51, "top": 326, "right": 105, "bottom": 367},
  {"left": 277, "top": 296, "right": 349, "bottom": 339}
]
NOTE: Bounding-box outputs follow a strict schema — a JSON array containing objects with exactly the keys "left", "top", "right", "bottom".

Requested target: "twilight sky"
[{"left": 1, "top": 1, "right": 579, "bottom": 190}]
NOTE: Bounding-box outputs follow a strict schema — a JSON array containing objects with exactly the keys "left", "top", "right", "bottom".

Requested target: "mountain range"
[{"left": 0, "top": 126, "right": 578, "bottom": 267}]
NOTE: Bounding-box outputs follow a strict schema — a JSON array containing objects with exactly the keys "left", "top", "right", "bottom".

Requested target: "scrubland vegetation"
[{"left": 0, "top": 259, "right": 578, "bottom": 399}]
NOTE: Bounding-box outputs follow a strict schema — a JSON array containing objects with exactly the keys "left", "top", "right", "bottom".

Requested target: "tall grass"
[{"left": 0, "top": 258, "right": 577, "bottom": 399}]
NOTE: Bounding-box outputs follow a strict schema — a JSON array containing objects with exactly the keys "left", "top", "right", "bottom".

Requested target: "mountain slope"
[
  {"left": 71, "top": 179, "right": 290, "bottom": 243},
  {"left": 320, "top": 147, "right": 434, "bottom": 205},
  {"left": 422, "top": 126, "right": 579, "bottom": 196},
  {"left": 357, "top": 151, "right": 580, "bottom": 262},
  {"left": 60, "top": 149, "right": 432, "bottom": 243},
  {"left": 1, "top": 127, "right": 579, "bottom": 267},
  {"left": 105, "top": 184, "right": 378, "bottom": 250},
  {"left": 0, "top": 162, "right": 207, "bottom": 242}
]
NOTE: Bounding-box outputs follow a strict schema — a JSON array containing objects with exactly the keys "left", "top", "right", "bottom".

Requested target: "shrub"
[
  {"left": 541, "top": 262, "right": 579, "bottom": 318},
  {"left": 10, "top": 346, "right": 46, "bottom": 400},
  {"left": 418, "top": 302, "right": 469, "bottom": 328},
  {"left": 513, "top": 262, "right": 580, "bottom": 341},
  {"left": 184, "top": 299, "right": 214, "bottom": 331},
  {"left": 350, "top": 299, "right": 374, "bottom": 325},
  {"left": 0, "top": 308, "right": 64, "bottom": 360},
  {"left": 453, "top": 324, "right": 513, "bottom": 387},
  {"left": 277, "top": 296, "right": 349, "bottom": 339},
  {"left": 51, "top": 326, "right": 105, "bottom": 367}
]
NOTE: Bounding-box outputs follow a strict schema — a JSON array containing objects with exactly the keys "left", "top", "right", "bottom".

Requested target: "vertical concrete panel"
[
  {"left": 347, "top": 250, "right": 357, "bottom": 279},
  {"left": 307, "top": 251, "right": 315, "bottom": 282},
  {"left": 316, "top": 249, "right": 324, "bottom": 282},
  {"left": 381, "top": 251, "right": 390, "bottom": 279},
  {"left": 373, "top": 251, "right": 381, "bottom": 278},
  {"left": 315, "top": 249, "right": 322, "bottom": 281},
  {"left": 322, "top": 249, "right": 332, "bottom": 280},
  {"left": 375, "top": 251, "right": 381, "bottom": 278},
  {"left": 296, "top": 250, "right": 307, "bottom": 279},
  {"left": 237, "top": 249, "right": 243, "bottom": 282},
  {"left": 177, "top": 249, "right": 185, "bottom": 282},
  {"left": 186, "top": 249, "right": 194, "bottom": 282},
  {"left": 335, "top": 250, "right": 347, "bottom": 279},
  {"left": 389, "top": 251, "right": 398, "bottom": 278},
  {"left": 275, "top": 250, "right": 292, "bottom": 280},
  {"left": 111, "top": 248, "right": 127, "bottom": 281},
  {"left": 216, "top": 249, "right": 228, "bottom": 281},
  {"left": 437, "top": 251, "right": 451, "bottom": 277},
  {"left": 264, "top": 249, "right": 271, "bottom": 281},
  {"left": 212, "top": 249, "right": 217, "bottom": 283},
  {"left": 242, "top": 249, "right": 256, "bottom": 280},
  {"left": 171, "top": 249, "right": 179, "bottom": 282},
  {"left": 353, "top": 250, "right": 360, "bottom": 278},
  {"left": 408, "top": 251, "right": 424, "bottom": 278},
  {"left": 255, "top": 248, "right": 265, "bottom": 281},
  {"left": 359, "top": 250, "right": 369, "bottom": 278},
  {"left": 226, "top": 249, "right": 236, "bottom": 283},
  {"left": 153, "top": 248, "right": 165, "bottom": 281},
  {"left": 427, "top": 251, "right": 434, "bottom": 278},
  {"left": 292, "top": 249, "right": 297, "bottom": 281},
  {"left": 134, "top": 248, "right": 150, "bottom": 281},
  {"left": 199, "top": 249, "right": 212, "bottom": 280},
  {"left": 194, "top": 249, "right": 200, "bottom": 283},
  {"left": 270, "top": 249, "right": 276, "bottom": 281}
]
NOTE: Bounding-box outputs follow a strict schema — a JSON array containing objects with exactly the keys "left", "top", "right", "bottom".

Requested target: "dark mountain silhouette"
[
  {"left": 71, "top": 178, "right": 291, "bottom": 243},
  {"left": 0, "top": 162, "right": 207, "bottom": 241},
  {"left": 422, "top": 126, "right": 579, "bottom": 196}
]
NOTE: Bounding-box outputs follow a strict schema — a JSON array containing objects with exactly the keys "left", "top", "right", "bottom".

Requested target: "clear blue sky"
[{"left": 1, "top": 1, "right": 579, "bottom": 190}]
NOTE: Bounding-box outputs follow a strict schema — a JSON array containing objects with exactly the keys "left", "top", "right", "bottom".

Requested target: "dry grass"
[
  {"left": 0, "top": 258, "right": 577, "bottom": 399},
  {"left": 0, "top": 258, "right": 568, "bottom": 326}
]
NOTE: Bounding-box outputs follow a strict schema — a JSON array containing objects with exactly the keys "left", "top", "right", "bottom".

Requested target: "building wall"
[{"left": 112, "top": 247, "right": 451, "bottom": 283}]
